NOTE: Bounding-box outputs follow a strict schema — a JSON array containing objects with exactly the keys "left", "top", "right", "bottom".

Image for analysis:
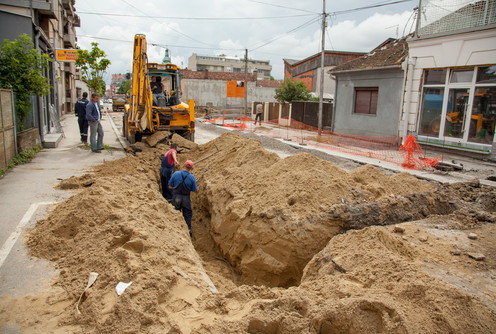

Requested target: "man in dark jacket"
[
  {"left": 86, "top": 93, "right": 104, "bottom": 153},
  {"left": 168, "top": 160, "right": 198, "bottom": 237},
  {"left": 75, "top": 92, "right": 89, "bottom": 143}
]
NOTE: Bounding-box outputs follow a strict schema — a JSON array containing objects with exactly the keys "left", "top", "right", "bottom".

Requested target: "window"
[
  {"left": 419, "top": 87, "right": 444, "bottom": 136},
  {"left": 418, "top": 66, "right": 496, "bottom": 147},
  {"left": 354, "top": 88, "right": 378, "bottom": 115},
  {"left": 468, "top": 87, "right": 496, "bottom": 144},
  {"left": 477, "top": 66, "right": 496, "bottom": 84},
  {"left": 424, "top": 69, "right": 446, "bottom": 84},
  {"left": 450, "top": 69, "right": 473, "bottom": 83}
]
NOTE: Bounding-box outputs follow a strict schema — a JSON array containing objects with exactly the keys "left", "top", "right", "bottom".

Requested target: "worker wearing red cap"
[{"left": 168, "top": 160, "right": 198, "bottom": 237}]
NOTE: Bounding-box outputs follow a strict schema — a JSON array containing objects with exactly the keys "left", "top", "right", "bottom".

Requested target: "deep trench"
[{"left": 155, "top": 171, "right": 460, "bottom": 291}]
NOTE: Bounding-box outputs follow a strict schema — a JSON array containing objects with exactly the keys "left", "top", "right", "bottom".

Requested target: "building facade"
[
  {"left": 188, "top": 54, "right": 272, "bottom": 80},
  {"left": 331, "top": 39, "right": 408, "bottom": 136},
  {"left": 0, "top": 0, "right": 81, "bottom": 147},
  {"left": 401, "top": 0, "right": 496, "bottom": 156},
  {"left": 180, "top": 70, "right": 281, "bottom": 109},
  {"left": 283, "top": 51, "right": 366, "bottom": 97}
]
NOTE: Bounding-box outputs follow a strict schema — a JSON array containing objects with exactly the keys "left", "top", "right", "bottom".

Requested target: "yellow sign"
[
  {"left": 226, "top": 81, "right": 245, "bottom": 98},
  {"left": 55, "top": 49, "right": 78, "bottom": 62}
]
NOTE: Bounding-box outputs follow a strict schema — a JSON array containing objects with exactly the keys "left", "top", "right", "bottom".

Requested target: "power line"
[
  {"left": 246, "top": 0, "right": 319, "bottom": 14},
  {"left": 77, "top": 35, "right": 244, "bottom": 51},
  {"left": 249, "top": 15, "right": 321, "bottom": 51},
  {"left": 330, "top": 0, "right": 414, "bottom": 16},
  {"left": 77, "top": 11, "right": 315, "bottom": 20},
  {"left": 120, "top": 0, "right": 217, "bottom": 48}
]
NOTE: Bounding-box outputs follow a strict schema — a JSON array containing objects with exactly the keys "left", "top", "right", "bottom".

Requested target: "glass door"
[{"left": 443, "top": 88, "right": 470, "bottom": 139}]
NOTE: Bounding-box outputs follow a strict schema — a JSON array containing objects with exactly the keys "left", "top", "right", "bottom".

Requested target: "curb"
[{"left": 106, "top": 111, "right": 129, "bottom": 149}]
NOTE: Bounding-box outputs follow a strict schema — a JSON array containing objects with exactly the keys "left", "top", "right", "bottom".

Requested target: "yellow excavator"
[{"left": 123, "top": 34, "right": 195, "bottom": 143}]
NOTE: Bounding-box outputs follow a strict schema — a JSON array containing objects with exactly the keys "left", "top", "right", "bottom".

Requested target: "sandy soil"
[{"left": 0, "top": 132, "right": 495, "bottom": 334}]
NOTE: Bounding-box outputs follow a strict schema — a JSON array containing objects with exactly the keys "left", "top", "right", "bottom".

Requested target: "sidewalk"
[{"left": 0, "top": 114, "right": 125, "bottom": 301}]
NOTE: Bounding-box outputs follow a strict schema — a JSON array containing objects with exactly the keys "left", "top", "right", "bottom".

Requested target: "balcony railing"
[
  {"left": 64, "top": 33, "right": 77, "bottom": 48},
  {"left": 417, "top": 0, "right": 496, "bottom": 38}
]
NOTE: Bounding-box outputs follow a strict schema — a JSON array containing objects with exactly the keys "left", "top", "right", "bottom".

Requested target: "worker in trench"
[
  {"left": 160, "top": 142, "right": 178, "bottom": 201},
  {"left": 168, "top": 160, "right": 198, "bottom": 237}
]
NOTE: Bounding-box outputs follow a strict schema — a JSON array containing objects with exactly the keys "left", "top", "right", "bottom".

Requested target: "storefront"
[{"left": 417, "top": 65, "right": 496, "bottom": 151}]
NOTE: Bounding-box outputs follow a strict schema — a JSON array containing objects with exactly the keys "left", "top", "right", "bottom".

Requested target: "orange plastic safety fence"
[{"left": 206, "top": 116, "right": 442, "bottom": 170}]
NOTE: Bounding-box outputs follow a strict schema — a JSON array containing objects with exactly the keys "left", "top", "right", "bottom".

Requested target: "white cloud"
[{"left": 75, "top": 0, "right": 416, "bottom": 80}]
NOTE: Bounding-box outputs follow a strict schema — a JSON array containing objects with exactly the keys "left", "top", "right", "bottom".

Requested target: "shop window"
[
  {"left": 468, "top": 87, "right": 496, "bottom": 144},
  {"left": 424, "top": 69, "right": 446, "bottom": 84},
  {"left": 450, "top": 69, "right": 473, "bottom": 83},
  {"left": 476, "top": 66, "right": 496, "bottom": 84},
  {"left": 354, "top": 87, "right": 378, "bottom": 115},
  {"left": 444, "top": 88, "right": 470, "bottom": 138},
  {"left": 419, "top": 87, "right": 444, "bottom": 136}
]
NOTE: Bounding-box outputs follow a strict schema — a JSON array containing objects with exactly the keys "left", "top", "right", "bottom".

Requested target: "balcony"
[
  {"left": 417, "top": 0, "right": 496, "bottom": 38},
  {"left": 64, "top": 62, "right": 75, "bottom": 73},
  {"left": 73, "top": 14, "right": 81, "bottom": 28},
  {"left": 62, "top": 0, "right": 75, "bottom": 18},
  {"left": 64, "top": 33, "right": 77, "bottom": 49}
]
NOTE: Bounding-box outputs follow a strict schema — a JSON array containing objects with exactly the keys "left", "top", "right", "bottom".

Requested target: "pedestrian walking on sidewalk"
[
  {"left": 75, "top": 92, "right": 89, "bottom": 143},
  {"left": 168, "top": 160, "right": 198, "bottom": 237},
  {"left": 254, "top": 103, "right": 263, "bottom": 126},
  {"left": 86, "top": 93, "right": 104, "bottom": 153},
  {"left": 160, "top": 142, "right": 178, "bottom": 201}
]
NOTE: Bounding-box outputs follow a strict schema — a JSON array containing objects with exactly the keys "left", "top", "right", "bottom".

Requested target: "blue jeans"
[
  {"left": 89, "top": 121, "right": 103, "bottom": 151},
  {"left": 173, "top": 194, "right": 193, "bottom": 232},
  {"left": 160, "top": 167, "right": 173, "bottom": 200}
]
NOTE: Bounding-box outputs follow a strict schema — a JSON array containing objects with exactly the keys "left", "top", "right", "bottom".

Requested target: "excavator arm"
[{"left": 128, "top": 34, "right": 152, "bottom": 133}]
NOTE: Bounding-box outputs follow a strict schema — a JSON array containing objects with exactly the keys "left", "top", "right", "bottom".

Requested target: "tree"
[
  {"left": 0, "top": 34, "right": 51, "bottom": 128},
  {"left": 274, "top": 79, "right": 312, "bottom": 103},
  {"left": 75, "top": 42, "right": 111, "bottom": 96},
  {"left": 116, "top": 79, "right": 131, "bottom": 95}
]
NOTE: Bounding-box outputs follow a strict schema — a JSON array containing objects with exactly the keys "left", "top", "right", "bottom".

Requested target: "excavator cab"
[{"left": 148, "top": 64, "right": 180, "bottom": 107}]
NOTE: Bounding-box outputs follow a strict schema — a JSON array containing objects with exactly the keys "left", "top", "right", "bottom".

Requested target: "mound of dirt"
[
  {"left": 171, "top": 133, "right": 198, "bottom": 151},
  {"left": 187, "top": 133, "right": 435, "bottom": 287},
  {"left": 57, "top": 174, "right": 95, "bottom": 190},
  {"left": 26, "top": 154, "right": 218, "bottom": 333},
  {"left": 5, "top": 132, "right": 494, "bottom": 334},
  {"left": 200, "top": 224, "right": 496, "bottom": 334}
]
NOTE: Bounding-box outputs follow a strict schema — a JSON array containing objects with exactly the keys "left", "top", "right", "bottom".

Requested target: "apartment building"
[
  {"left": 0, "top": 0, "right": 81, "bottom": 146},
  {"left": 188, "top": 53, "right": 272, "bottom": 80}
]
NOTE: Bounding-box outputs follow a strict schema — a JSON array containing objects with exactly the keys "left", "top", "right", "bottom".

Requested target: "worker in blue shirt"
[{"left": 168, "top": 160, "right": 198, "bottom": 236}]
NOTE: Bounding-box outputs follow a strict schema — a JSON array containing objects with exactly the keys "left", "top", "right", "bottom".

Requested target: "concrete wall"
[
  {"left": 182, "top": 79, "right": 277, "bottom": 109},
  {"left": 333, "top": 68, "right": 404, "bottom": 137}
]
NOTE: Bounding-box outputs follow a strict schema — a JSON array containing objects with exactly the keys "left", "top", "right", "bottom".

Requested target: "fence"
[
  {"left": 0, "top": 89, "right": 17, "bottom": 169},
  {"left": 417, "top": 0, "right": 496, "bottom": 37},
  {"left": 203, "top": 100, "right": 440, "bottom": 170}
]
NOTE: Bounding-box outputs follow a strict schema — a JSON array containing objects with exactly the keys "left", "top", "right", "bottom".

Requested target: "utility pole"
[
  {"left": 244, "top": 48, "right": 248, "bottom": 116},
  {"left": 317, "top": 0, "right": 326, "bottom": 135}
]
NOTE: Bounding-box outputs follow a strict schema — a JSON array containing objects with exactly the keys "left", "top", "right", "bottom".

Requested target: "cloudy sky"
[{"left": 75, "top": 0, "right": 420, "bottom": 81}]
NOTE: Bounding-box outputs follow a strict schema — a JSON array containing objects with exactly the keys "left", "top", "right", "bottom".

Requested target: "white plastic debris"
[
  {"left": 75, "top": 272, "right": 99, "bottom": 314},
  {"left": 115, "top": 281, "right": 132, "bottom": 296}
]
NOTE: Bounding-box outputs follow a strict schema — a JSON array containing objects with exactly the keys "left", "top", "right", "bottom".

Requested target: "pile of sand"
[
  {"left": 188, "top": 133, "right": 435, "bottom": 287},
  {"left": 25, "top": 154, "right": 218, "bottom": 333},
  {"left": 2, "top": 132, "right": 495, "bottom": 333},
  {"left": 201, "top": 225, "right": 496, "bottom": 333}
]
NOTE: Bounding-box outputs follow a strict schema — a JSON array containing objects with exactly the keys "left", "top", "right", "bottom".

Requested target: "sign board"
[
  {"left": 55, "top": 49, "right": 78, "bottom": 62},
  {"left": 226, "top": 81, "right": 245, "bottom": 98}
]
